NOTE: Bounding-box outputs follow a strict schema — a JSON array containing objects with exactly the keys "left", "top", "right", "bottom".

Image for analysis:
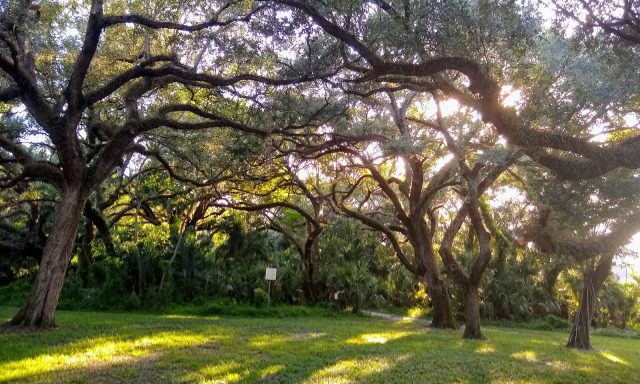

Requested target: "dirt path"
[
  {"left": 361, "top": 310, "right": 430, "bottom": 325},
  {"left": 362, "top": 310, "right": 465, "bottom": 332}
]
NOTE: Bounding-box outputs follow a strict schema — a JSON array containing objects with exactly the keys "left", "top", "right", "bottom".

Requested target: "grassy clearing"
[{"left": 1, "top": 306, "right": 639, "bottom": 383}]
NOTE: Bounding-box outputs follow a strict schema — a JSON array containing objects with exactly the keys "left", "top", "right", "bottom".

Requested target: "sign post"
[{"left": 265, "top": 267, "right": 277, "bottom": 310}]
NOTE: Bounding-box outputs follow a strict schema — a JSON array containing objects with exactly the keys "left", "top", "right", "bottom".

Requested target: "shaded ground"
[{"left": 1, "top": 306, "right": 639, "bottom": 383}]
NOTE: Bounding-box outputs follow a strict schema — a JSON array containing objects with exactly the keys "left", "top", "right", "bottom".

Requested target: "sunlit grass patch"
[
  {"left": 512, "top": 350, "right": 538, "bottom": 362},
  {"left": 1, "top": 306, "right": 639, "bottom": 383},
  {"left": 194, "top": 361, "right": 247, "bottom": 383},
  {"left": 303, "top": 356, "right": 404, "bottom": 384},
  {"left": 260, "top": 364, "right": 285, "bottom": 379},
  {"left": 599, "top": 351, "right": 629, "bottom": 365},
  {"left": 475, "top": 343, "right": 495, "bottom": 354},
  {"left": 545, "top": 359, "right": 572, "bottom": 371},
  {"left": 0, "top": 331, "right": 209, "bottom": 382},
  {"left": 248, "top": 331, "right": 327, "bottom": 348},
  {"left": 345, "top": 331, "right": 414, "bottom": 345}
]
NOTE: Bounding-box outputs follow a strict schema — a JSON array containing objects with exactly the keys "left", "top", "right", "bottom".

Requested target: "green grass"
[{"left": 1, "top": 306, "right": 639, "bottom": 383}]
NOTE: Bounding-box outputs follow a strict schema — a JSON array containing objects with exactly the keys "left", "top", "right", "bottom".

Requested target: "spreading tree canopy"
[{"left": 0, "top": 0, "right": 639, "bottom": 352}]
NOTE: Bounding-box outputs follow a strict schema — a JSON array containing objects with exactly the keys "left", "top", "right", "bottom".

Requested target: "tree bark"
[
  {"left": 300, "top": 224, "right": 321, "bottom": 304},
  {"left": 84, "top": 201, "right": 116, "bottom": 258},
  {"left": 302, "top": 258, "right": 317, "bottom": 303},
  {"left": 463, "top": 284, "right": 483, "bottom": 339},
  {"left": 543, "top": 264, "right": 562, "bottom": 297},
  {"left": 566, "top": 253, "right": 614, "bottom": 350},
  {"left": 77, "top": 219, "right": 94, "bottom": 288},
  {"left": 426, "top": 274, "right": 457, "bottom": 329},
  {"left": 8, "top": 187, "right": 87, "bottom": 328},
  {"left": 301, "top": 240, "right": 319, "bottom": 304},
  {"left": 409, "top": 220, "right": 457, "bottom": 329}
]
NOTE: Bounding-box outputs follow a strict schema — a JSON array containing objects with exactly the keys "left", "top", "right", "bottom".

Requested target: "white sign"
[{"left": 265, "top": 267, "right": 277, "bottom": 281}]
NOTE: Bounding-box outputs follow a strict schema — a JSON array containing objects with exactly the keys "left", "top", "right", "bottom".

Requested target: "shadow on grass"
[{"left": 1, "top": 307, "right": 638, "bottom": 383}]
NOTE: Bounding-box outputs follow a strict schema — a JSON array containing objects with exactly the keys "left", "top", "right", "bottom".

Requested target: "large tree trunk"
[
  {"left": 406, "top": 220, "right": 457, "bottom": 329},
  {"left": 567, "top": 285, "right": 595, "bottom": 350},
  {"left": 566, "top": 253, "right": 614, "bottom": 350},
  {"left": 427, "top": 274, "right": 457, "bottom": 329},
  {"left": 302, "top": 249, "right": 318, "bottom": 304},
  {"left": 9, "top": 187, "right": 87, "bottom": 328},
  {"left": 463, "top": 284, "right": 483, "bottom": 339},
  {"left": 301, "top": 229, "right": 320, "bottom": 304}
]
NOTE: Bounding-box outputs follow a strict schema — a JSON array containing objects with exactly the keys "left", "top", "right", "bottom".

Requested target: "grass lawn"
[{"left": 1, "top": 306, "right": 638, "bottom": 383}]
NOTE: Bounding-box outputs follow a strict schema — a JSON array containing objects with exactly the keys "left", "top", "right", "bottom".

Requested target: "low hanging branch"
[
  {"left": 523, "top": 209, "right": 640, "bottom": 261},
  {"left": 83, "top": 201, "right": 117, "bottom": 258}
]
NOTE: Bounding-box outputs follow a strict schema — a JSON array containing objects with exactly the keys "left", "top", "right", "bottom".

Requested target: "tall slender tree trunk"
[
  {"left": 159, "top": 228, "right": 186, "bottom": 292},
  {"left": 77, "top": 219, "right": 94, "bottom": 288},
  {"left": 463, "top": 284, "right": 483, "bottom": 339},
  {"left": 134, "top": 199, "right": 145, "bottom": 296},
  {"left": 9, "top": 187, "right": 87, "bottom": 328},
  {"left": 566, "top": 253, "right": 614, "bottom": 350}
]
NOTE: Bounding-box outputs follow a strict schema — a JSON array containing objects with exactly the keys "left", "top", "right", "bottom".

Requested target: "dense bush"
[
  {"left": 1, "top": 209, "right": 638, "bottom": 332},
  {"left": 318, "top": 218, "right": 422, "bottom": 312},
  {"left": 0, "top": 279, "right": 30, "bottom": 307}
]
